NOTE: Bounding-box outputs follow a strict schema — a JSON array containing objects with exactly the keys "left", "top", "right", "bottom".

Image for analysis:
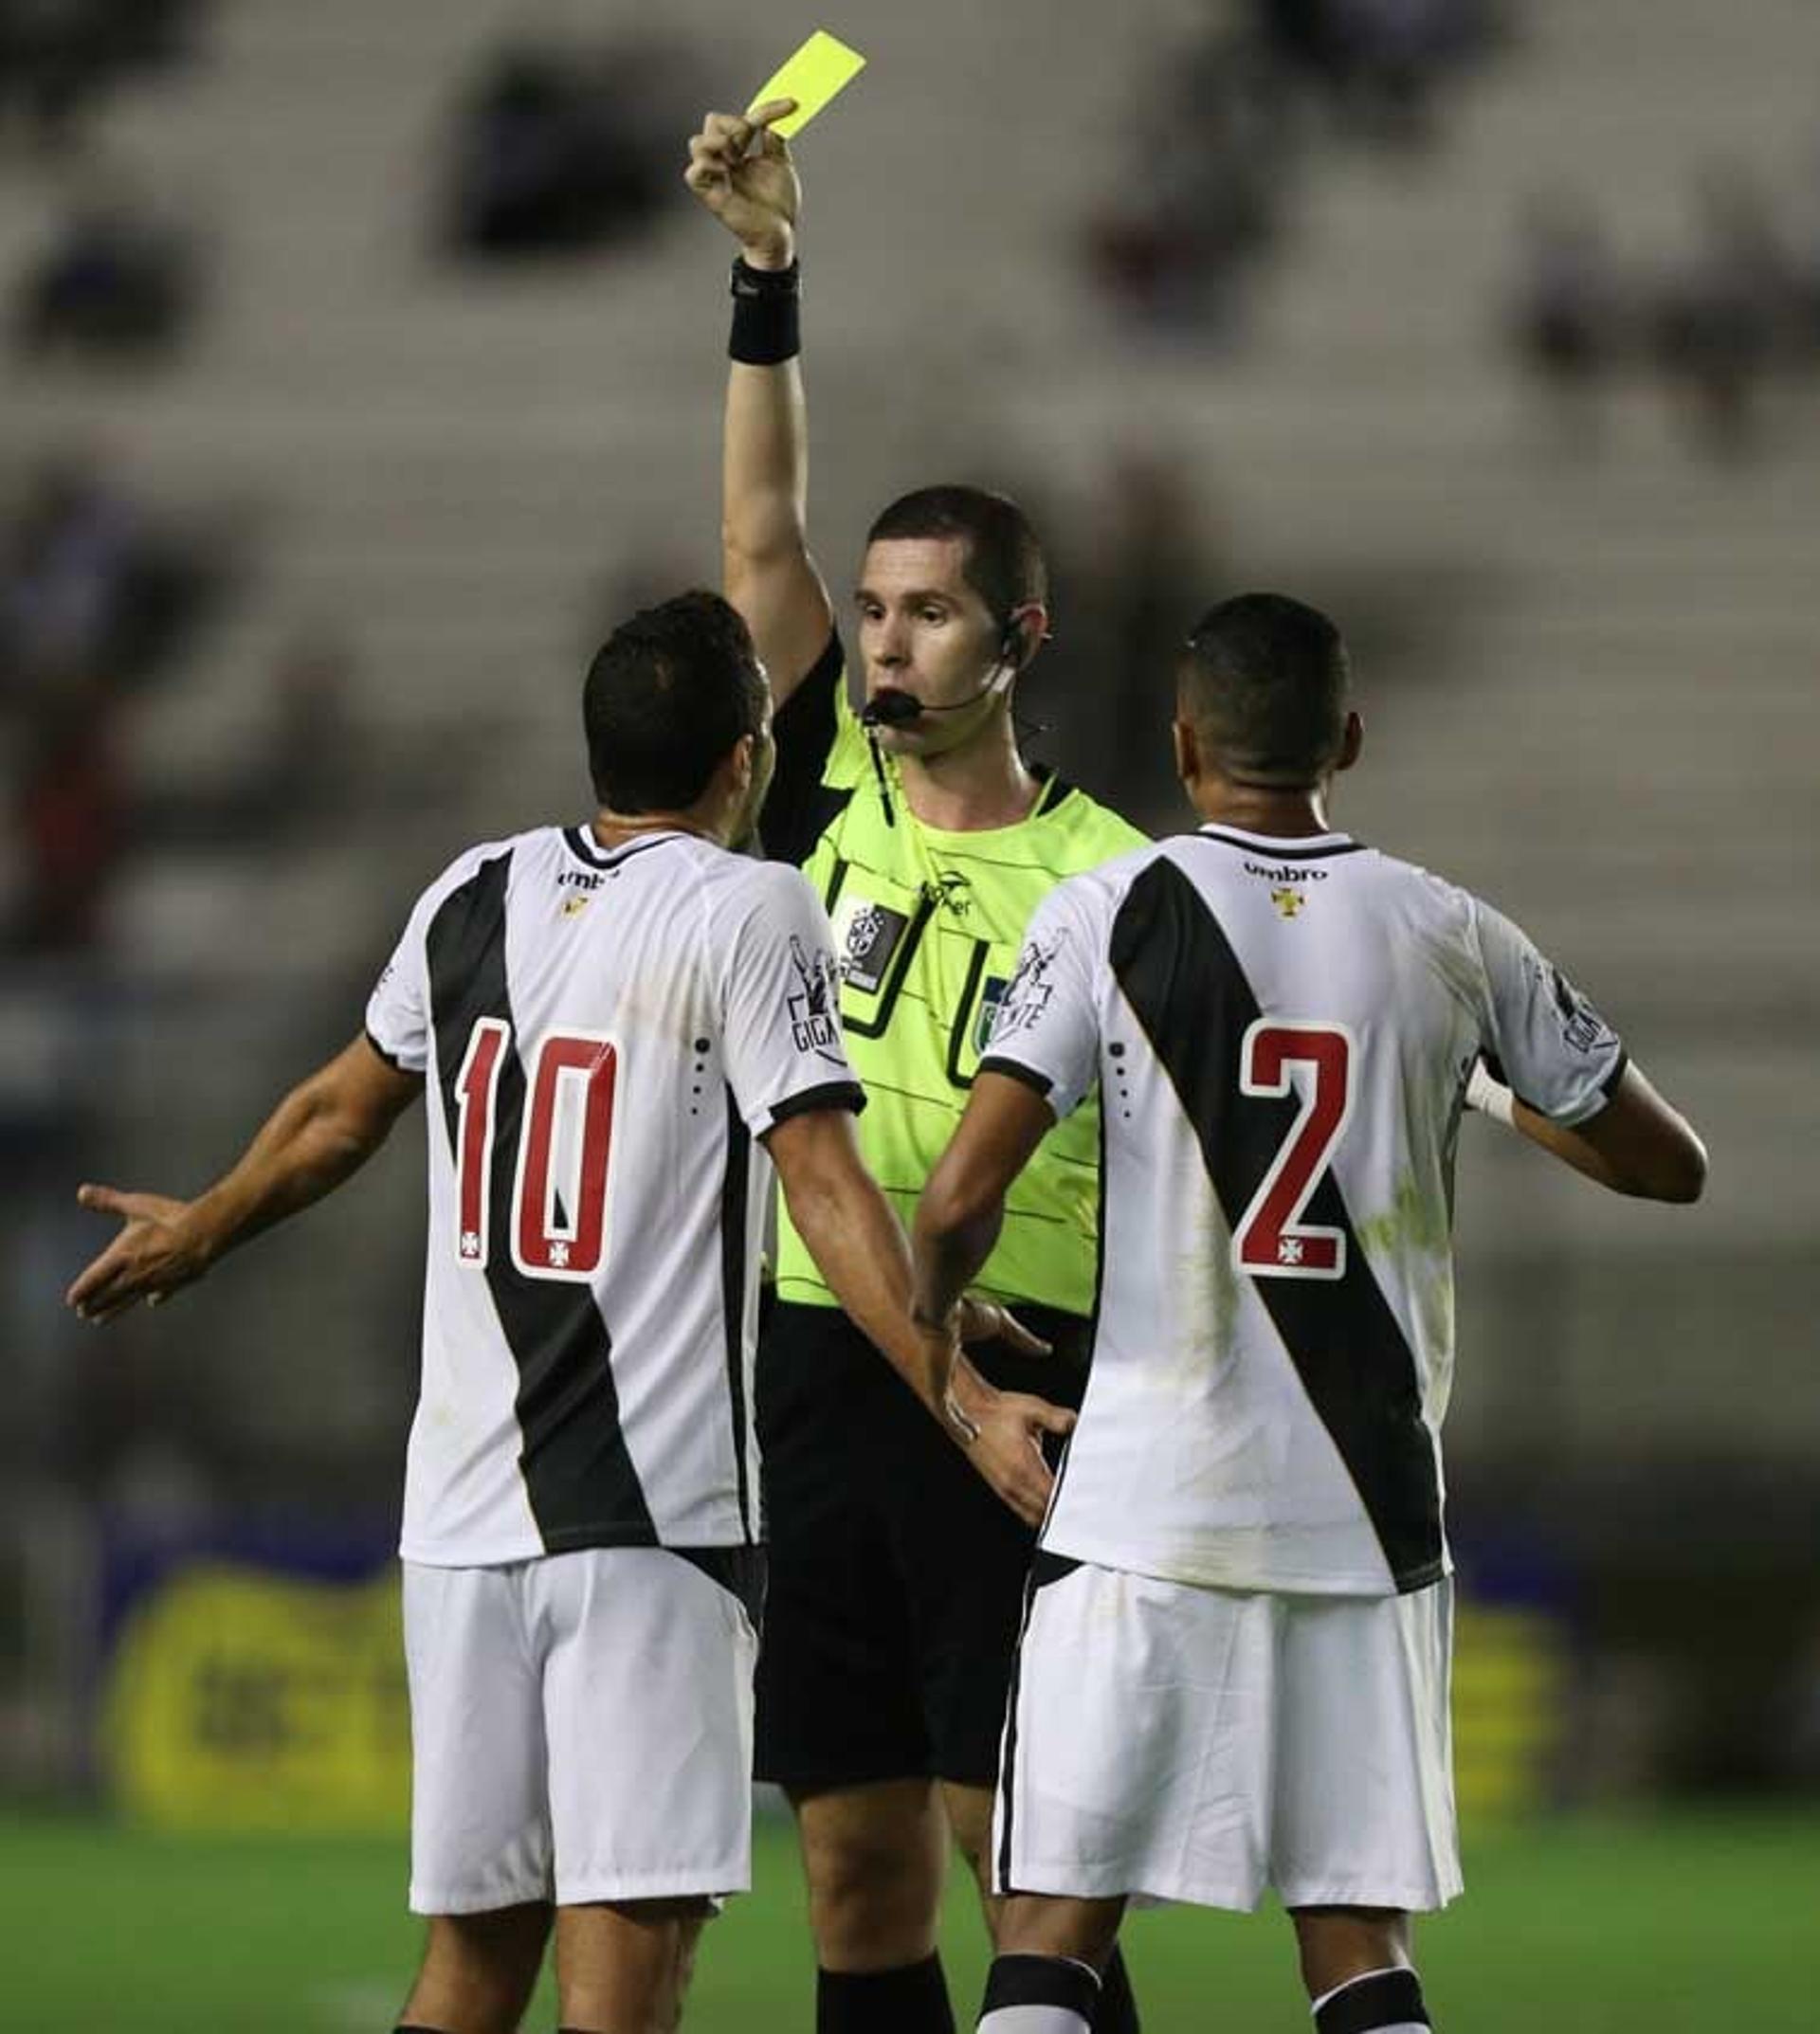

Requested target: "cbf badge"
[{"left": 832, "top": 893, "right": 910, "bottom": 995}]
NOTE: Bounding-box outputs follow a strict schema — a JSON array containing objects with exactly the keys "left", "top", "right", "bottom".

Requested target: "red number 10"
[
  {"left": 1232, "top": 1021, "right": 1355, "bottom": 1280},
  {"left": 453, "top": 1022, "right": 619, "bottom": 1280}
]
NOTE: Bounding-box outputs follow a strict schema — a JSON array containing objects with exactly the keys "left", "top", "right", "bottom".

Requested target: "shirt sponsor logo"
[
  {"left": 557, "top": 869, "right": 605, "bottom": 890},
  {"left": 787, "top": 935, "right": 845, "bottom": 1063},
  {"left": 833, "top": 895, "right": 910, "bottom": 995},
  {"left": 1523, "top": 953, "right": 1616, "bottom": 1056},
  {"left": 1549, "top": 964, "right": 1615, "bottom": 1055}
]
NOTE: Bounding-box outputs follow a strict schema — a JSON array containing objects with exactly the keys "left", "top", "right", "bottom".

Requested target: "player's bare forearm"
[
  {"left": 1471, "top": 1058, "right": 1706, "bottom": 1203},
  {"left": 192, "top": 1042, "right": 420, "bottom": 1245},
  {"left": 67, "top": 1036, "right": 420, "bottom": 1323},
  {"left": 767, "top": 1109, "right": 1067, "bottom": 1525},
  {"left": 1508, "top": 1097, "right": 1633, "bottom": 1190},
  {"left": 911, "top": 1194, "right": 1004, "bottom": 1338},
  {"left": 914, "top": 1071, "right": 1056, "bottom": 1327},
  {"left": 768, "top": 1112, "right": 945, "bottom": 1411}
]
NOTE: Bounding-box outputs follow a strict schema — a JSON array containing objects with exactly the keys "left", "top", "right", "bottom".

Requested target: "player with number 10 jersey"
[{"left": 367, "top": 819, "right": 855, "bottom": 1564}]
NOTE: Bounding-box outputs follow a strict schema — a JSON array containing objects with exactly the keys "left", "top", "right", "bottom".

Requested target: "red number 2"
[
  {"left": 453, "top": 1022, "right": 619, "bottom": 1280},
  {"left": 1232, "top": 1021, "right": 1355, "bottom": 1280}
]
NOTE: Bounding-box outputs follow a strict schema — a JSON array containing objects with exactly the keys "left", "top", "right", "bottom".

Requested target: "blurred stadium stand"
[{"left": 3, "top": 0, "right": 1817, "bottom": 1811}]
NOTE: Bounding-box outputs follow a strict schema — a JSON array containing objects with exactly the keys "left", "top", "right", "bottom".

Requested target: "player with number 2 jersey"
[{"left": 914, "top": 593, "right": 1707, "bottom": 2034}]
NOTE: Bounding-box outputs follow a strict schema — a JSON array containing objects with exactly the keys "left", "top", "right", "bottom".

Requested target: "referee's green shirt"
[{"left": 763, "top": 634, "right": 1147, "bottom": 1315}]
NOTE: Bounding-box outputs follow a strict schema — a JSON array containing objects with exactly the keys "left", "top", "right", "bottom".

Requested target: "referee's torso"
[{"left": 762, "top": 632, "right": 1146, "bottom": 1324}]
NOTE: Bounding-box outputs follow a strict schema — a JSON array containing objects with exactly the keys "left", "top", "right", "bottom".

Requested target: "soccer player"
[
  {"left": 911, "top": 592, "right": 1709, "bottom": 2034},
  {"left": 65, "top": 591, "right": 1063, "bottom": 2034},
  {"left": 683, "top": 103, "right": 1148, "bottom": 2034}
]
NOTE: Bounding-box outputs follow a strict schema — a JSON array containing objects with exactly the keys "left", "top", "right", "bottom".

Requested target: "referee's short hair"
[
  {"left": 866, "top": 485, "right": 1048, "bottom": 625},
  {"left": 584, "top": 590, "right": 766, "bottom": 813},
  {"left": 1178, "top": 592, "right": 1351, "bottom": 788}
]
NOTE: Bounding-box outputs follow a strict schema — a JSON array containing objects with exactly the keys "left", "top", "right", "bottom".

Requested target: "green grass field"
[{"left": 3, "top": 1808, "right": 1810, "bottom": 2030}]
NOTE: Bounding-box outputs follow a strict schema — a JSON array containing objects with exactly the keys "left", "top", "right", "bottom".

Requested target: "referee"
[{"left": 686, "top": 104, "right": 1146, "bottom": 2034}]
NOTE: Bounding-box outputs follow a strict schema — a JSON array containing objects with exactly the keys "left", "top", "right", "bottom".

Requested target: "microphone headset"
[{"left": 859, "top": 615, "right": 1028, "bottom": 730}]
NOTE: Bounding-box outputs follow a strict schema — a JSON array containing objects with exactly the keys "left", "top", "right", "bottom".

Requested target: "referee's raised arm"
[{"left": 684, "top": 100, "right": 835, "bottom": 706}]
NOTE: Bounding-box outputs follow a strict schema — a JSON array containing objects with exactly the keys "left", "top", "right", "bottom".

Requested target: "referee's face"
[{"left": 855, "top": 537, "right": 1007, "bottom": 755}]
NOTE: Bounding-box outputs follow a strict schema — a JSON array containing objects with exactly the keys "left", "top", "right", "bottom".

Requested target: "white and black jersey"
[
  {"left": 981, "top": 824, "right": 1626, "bottom": 1598},
  {"left": 367, "top": 826, "right": 862, "bottom": 1567}
]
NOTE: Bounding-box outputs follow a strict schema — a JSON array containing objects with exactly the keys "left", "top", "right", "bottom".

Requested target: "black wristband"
[{"left": 730, "top": 256, "right": 801, "bottom": 365}]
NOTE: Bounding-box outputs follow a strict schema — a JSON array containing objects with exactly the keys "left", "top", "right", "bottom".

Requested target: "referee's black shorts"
[{"left": 754, "top": 1297, "right": 1089, "bottom": 1795}]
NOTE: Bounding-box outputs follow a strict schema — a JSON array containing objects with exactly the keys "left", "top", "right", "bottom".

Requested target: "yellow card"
[{"left": 749, "top": 29, "right": 866, "bottom": 139}]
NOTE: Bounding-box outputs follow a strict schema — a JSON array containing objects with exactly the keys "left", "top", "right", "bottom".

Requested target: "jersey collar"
[
  {"left": 1192, "top": 823, "right": 1366, "bottom": 861},
  {"left": 562, "top": 826, "right": 701, "bottom": 872}
]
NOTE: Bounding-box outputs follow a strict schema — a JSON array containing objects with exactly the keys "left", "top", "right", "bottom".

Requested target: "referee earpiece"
[{"left": 990, "top": 615, "right": 1026, "bottom": 694}]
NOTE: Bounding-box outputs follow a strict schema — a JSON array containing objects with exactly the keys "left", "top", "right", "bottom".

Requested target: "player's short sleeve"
[
  {"left": 1471, "top": 898, "right": 1627, "bottom": 1127},
  {"left": 365, "top": 897, "right": 432, "bottom": 1075},
  {"left": 719, "top": 862, "right": 865, "bottom": 1135},
  {"left": 977, "top": 878, "right": 1104, "bottom": 1121}
]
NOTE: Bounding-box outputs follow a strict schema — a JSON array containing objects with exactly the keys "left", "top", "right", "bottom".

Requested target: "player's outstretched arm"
[
  {"left": 766, "top": 1105, "right": 1069, "bottom": 1527},
  {"left": 683, "top": 99, "right": 834, "bottom": 705},
  {"left": 1469, "top": 1058, "right": 1707, "bottom": 1202},
  {"left": 66, "top": 1035, "right": 422, "bottom": 1324}
]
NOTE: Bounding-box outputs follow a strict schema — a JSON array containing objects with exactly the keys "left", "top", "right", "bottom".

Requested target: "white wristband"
[{"left": 1465, "top": 1059, "right": 1517, "bottom": 1127}]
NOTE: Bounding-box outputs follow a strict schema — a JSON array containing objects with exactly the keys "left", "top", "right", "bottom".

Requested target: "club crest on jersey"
[
  {"left": 833, "top": 894, "right": 910, "bottom": 995},
  {"left": 1270, "top": 887, "right": 1306, "bottom": 920},
  {"left": 560, "top": 893, "right": 592, "bottom": 918},
  {"left": 787, "top": 935, "right": 845, "bottom": 1063}
]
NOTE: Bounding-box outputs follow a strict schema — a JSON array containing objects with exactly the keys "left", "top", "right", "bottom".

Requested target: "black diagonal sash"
[
  {"left": 427, "top": 852, "right": 656, "bottom": 1552},
  {"left": 1110, "top": 858, "right": 1443, "bottom": 1590}
]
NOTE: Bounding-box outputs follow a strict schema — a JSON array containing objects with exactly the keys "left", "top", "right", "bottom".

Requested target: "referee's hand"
[{"left": 684, "top": 100, "right": 801, "bottom": 265}]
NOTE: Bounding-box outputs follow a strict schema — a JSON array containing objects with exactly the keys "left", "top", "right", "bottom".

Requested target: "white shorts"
[
  {"left": 402, "top": 1546, "right": 759, "bottom": 1914},
  {"left": 994, "top": 1558, "right": 1461, "bottom": 1914}
]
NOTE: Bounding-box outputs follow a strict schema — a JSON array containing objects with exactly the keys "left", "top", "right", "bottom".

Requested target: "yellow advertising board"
[
  {"left": 98, "top": 1553, "right": 1567, "bottom": 1832},
  {"left": 100, "top": 1561, "right": 409, "bottom": 1831},
  {"left": 1453, "top": 1599, "right": 1569, "bottom": 1820}
]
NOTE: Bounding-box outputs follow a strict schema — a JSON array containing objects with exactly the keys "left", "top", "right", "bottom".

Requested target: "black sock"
[
  {"left": 1092, "top": 1943, "right": 1140, "bottom": 2032},
  {"left": 978, "top": 1953, "right": 1101, "bottom": 2032},
  {"left": 1313, "top": 1966, "right": 1431, "bottom": 2032},
  {"left": 819, "top": 1953, "right": 956, "bottom": 2034}
]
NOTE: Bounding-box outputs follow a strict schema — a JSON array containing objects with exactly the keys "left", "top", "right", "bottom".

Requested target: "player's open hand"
[
  {"left": 956, "top": 1296, "right": 1054, "bottom": 1360},
  {"left": 684, "top": 100, "right": 800, "bottom": 263},
  {"left": 945, "top": 1358, "right": 1074, "bottom": 1528},
  {"left": 66, "top": 1184, "right": 209, "bottom": 1324}
]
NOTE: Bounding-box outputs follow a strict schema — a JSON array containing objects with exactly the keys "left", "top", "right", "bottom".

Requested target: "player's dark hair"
[
  {"left": 1178, "top": 592, "right": 1351, "bottom": 788},
  {"left": 865, "top": 484, "right": 1048, "bottom": 627},
  {"left": 584, "top": 590, "right": 766, "bottom": 812}
]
